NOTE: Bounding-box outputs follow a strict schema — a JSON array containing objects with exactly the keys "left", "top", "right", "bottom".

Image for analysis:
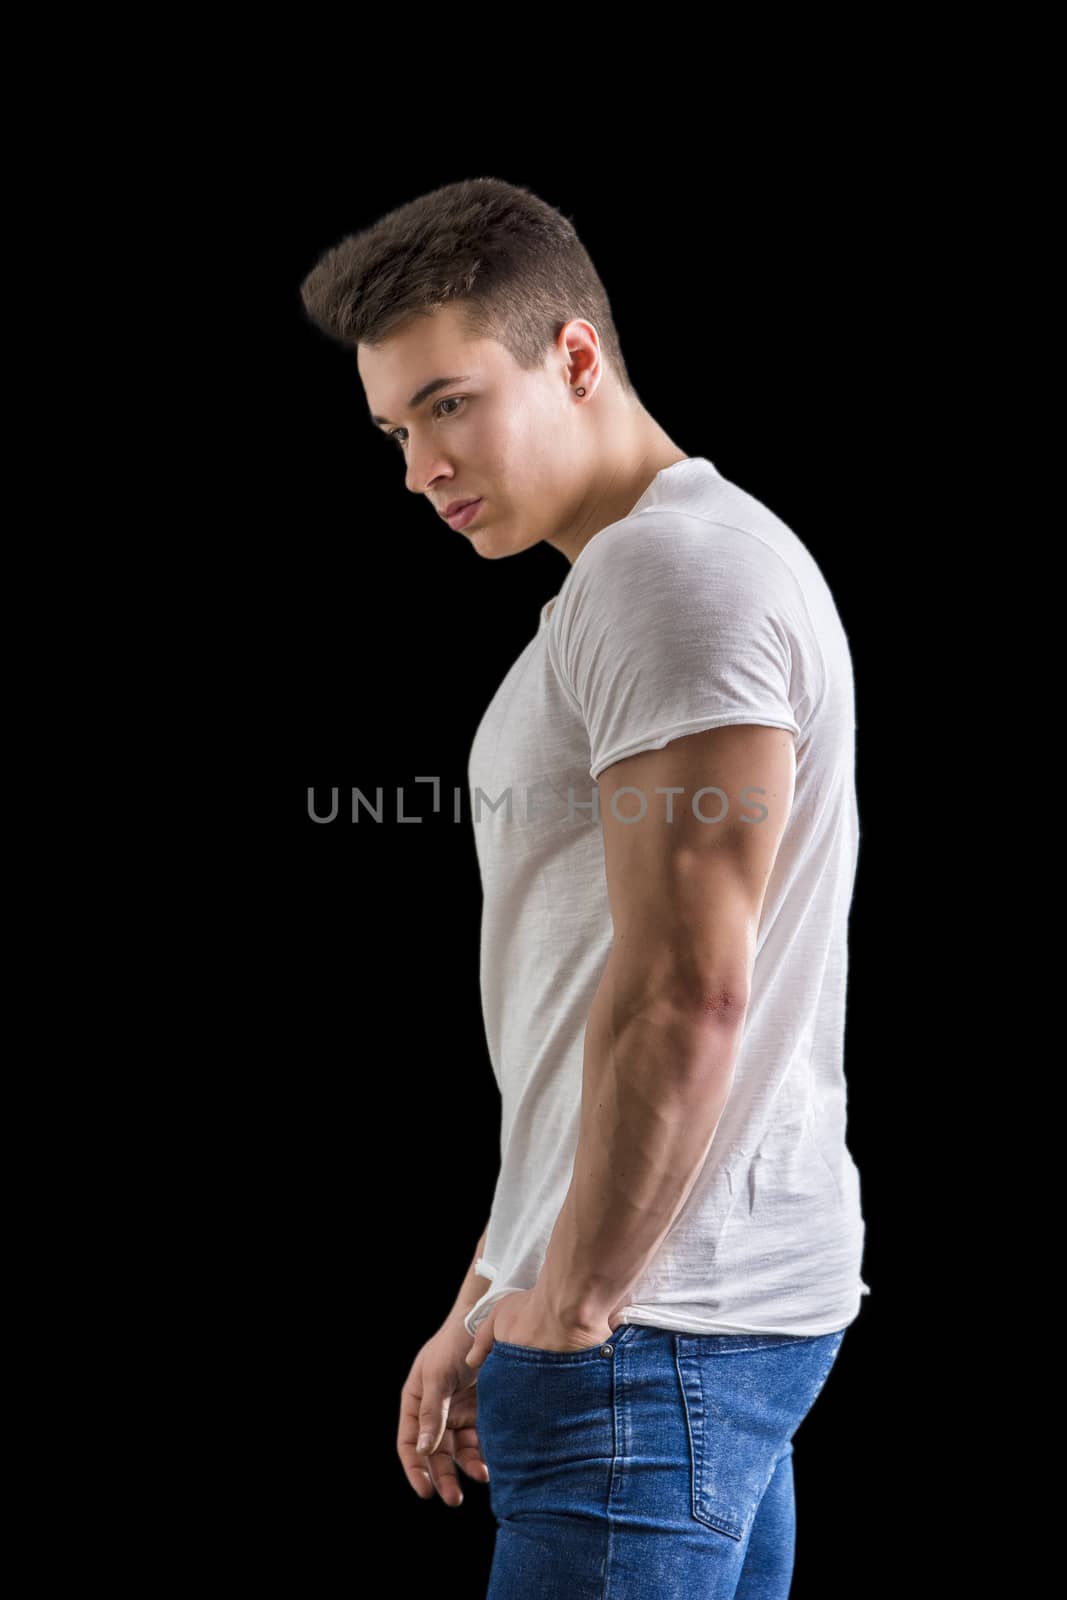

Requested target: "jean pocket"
[
  {"left": 489, "top": 1326, "right": 632, "bottom": 1365},
  {"left": 674, "top": 1330, "right": 845, "bottom": 1541}
]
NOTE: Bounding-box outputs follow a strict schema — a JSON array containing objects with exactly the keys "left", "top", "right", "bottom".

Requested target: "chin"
[{"left": 469, "top": 533, "right": 507, "bottom": 560}]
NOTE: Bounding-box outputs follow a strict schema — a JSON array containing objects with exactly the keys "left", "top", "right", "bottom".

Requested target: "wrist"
[
  {"left": 538, "top": 1194, "right": 625, "bottom": 1329},
  {"left": 447, "top": 1297, "right": 480, "bottom": 1330},
  {"left": 536, "top": 1273, "right": 618, "bottom": 1333}
]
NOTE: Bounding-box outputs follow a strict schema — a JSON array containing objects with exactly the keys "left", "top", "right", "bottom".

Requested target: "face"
[{"left": 358, "top": 301, "right": 596, "bottom": 560}]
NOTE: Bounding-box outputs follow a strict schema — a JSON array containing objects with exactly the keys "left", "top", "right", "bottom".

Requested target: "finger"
[
  {"left": 416, "top": 1392, "right": 452, "bottom": 1459},
  {"left": 422, "top": 1430, "right": 464, "bottom": 1505},
  {"left": 452, "top": 1424, "right": 490, "bottom": 1483},
  {"left": 400, "top": 1430, "right": 463, "bottom": 1504},
  {"left": 455, "top": 1446, "right": 490, "bottom": 1482},
  {"left": 399, "top": 1388, "right": 441, "bottom": 1501},
  {"left": 403, "top": 1456, "right": 437, "bottom": 1500},
  {"left": 464, "top": 1319, "right": 494, "bottom": 1374},
  {"left": 399, "top": 1387, "right": 485, "bottom": 1501}
]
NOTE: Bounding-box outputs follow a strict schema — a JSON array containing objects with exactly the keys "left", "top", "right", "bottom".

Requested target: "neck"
[{"left": 549, "top": 402, "right": 689, "bottom": 567}]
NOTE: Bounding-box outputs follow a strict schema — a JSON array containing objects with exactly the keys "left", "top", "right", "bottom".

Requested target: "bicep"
[{"left": 597, "top": 722, "right": 796, "bottom": 1002}]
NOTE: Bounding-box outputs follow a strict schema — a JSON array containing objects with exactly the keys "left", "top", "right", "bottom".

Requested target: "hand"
[
  {"left": 464, "top": 1286, "right": 621, "bottom": 1375},
  {"left": 398, "top": 1314, "right": 491, "bottom": 1507}
]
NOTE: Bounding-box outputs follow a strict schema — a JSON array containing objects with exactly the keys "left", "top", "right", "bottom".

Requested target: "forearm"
[
  {"left": 538, "top": 954, "right": 745, "bottom": 1326},
  {"left": 447, "top": 1217, "right": 494, "bottom": 1324}
]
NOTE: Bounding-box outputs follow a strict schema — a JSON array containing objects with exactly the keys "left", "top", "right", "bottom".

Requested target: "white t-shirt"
[{"left": 463, "top": 456, "right": 870, "bottom": 1338}]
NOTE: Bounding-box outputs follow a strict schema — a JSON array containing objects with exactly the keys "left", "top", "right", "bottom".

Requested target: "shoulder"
[{"left": 557, "top": 511, "right": 804, "bottom": 631}]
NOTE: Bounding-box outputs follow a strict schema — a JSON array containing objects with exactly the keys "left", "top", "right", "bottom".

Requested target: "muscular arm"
[
  {"left": 539, "top": 952, "right": 743, "bottom": 1325},
  {"left": 537, "top": 723, "right": 795, "bottom": 1326}
]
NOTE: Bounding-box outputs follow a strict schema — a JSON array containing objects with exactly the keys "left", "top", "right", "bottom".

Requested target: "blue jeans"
[{"left": 476, "top": 1321, "right": 848, "bottom": 1599}]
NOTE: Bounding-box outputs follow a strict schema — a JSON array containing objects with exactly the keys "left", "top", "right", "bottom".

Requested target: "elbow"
[
  {"left": 611, "top": 975, "right": 750, "bottom": 1037},
  {"left": 673, "top": 981, "right": 749, "bottom": 1084},
  {"left": 689, "top": 981, "right": 749, "bottom": 1024}
]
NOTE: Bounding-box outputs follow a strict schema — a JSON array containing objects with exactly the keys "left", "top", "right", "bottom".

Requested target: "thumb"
[
  {"left": 416, "top": 1392, "right": 450, "bottom": 1457},
  {"left": 464, "top": 1315, "right": 495, "bottom": 1373}
]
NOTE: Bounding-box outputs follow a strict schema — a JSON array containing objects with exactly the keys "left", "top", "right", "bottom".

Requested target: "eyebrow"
[{"left": 369, "top": 375, "right": 472, "bottom": 427}]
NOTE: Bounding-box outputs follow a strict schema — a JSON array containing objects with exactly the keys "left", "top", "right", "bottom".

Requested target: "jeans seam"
[{"left": 602, "top": 1326, "right": 639, "bottom": 1600}]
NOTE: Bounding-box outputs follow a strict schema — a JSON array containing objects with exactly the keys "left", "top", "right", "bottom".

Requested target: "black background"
[{"left": 215, "top": 151, "right": 950, "bottom": 1595}]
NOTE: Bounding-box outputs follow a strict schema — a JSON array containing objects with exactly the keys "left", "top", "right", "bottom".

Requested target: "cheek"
[{"left": 494, "top": 428, "right": 553, "bottom": 495}]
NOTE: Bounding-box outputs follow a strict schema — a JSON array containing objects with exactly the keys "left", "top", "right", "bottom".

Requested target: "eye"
[{"left": 387, "top": 395, "right": 465, "bottom": 448}]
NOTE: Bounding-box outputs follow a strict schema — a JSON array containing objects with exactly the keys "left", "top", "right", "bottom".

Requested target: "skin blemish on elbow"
[{"left": 697, "top": 989, "right": 743, "bottom": 1019}]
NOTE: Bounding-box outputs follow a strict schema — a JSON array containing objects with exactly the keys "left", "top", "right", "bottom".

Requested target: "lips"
[
  {"left": 444, "top": 498, "right": 483, "bottom": 531},
  {"left": 441, "top": 497, "right": 481, "bottom": 520}
]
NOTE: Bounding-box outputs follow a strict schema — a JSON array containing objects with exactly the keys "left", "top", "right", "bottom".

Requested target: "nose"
[{"left": 405, "top": 444, "right": 454, "bottom": 498}]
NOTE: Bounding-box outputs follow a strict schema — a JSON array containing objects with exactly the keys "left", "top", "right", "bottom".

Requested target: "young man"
[{"left": 301, "top": 177, "right": 869, "bottom": 1598}]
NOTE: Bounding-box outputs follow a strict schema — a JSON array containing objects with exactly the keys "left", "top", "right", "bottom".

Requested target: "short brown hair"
[{"left": 299, "top": 176, "right": 638, "bottom": 397}]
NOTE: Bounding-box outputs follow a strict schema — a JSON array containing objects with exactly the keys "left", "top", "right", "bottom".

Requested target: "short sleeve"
[{"left": 550, "top": 517, "right": 804, "bottom": 782}]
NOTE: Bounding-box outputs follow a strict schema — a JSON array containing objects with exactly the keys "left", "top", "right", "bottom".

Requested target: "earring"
[{"left": 575, "top": 386, "right": 586, "bottom": 397}]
